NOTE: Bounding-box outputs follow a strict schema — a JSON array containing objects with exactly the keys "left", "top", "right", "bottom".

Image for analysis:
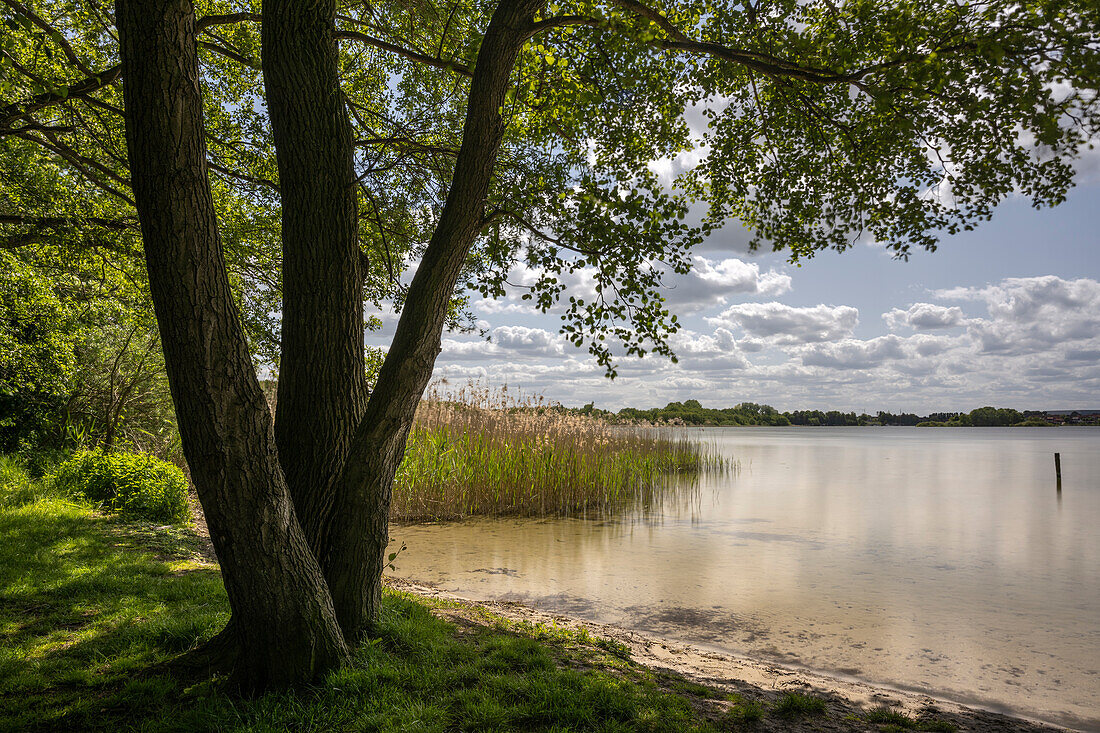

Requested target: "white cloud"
[
  {"left": 660, "top": 257, "right": 791, "bottom": 312},
  {"left": 799, "top": 335, "right": 905, "bottom": 370},
  {"left": 939, "top": 276, "right": 1100, "bottom": 354},
  {"left": 707, "top": 302, "right": 859, "bottom": 344},
  {"left": 441, "top": 326, "right": 567, "bottom": 361},
  {"left": 666, "top": 328, "right": 750, "bottom": 371},
  {"left": 433, "top": 273, "right": 1099, "bottom": 412},
  {"left": 883, "top": 303, "right": 966, "bottom": 331},
  {"left": 491, "top": 325, "right": 565, "bottom": 356},
  {"left": 473, "top": 299, "right": 540, "bottom": 316}
]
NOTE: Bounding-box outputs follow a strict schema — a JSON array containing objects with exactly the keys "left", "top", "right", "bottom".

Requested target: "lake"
[{"left": 390, "top": 427, "right": 1100, "bottom": 731}]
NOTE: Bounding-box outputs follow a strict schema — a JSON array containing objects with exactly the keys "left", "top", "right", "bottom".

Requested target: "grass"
[
  {"left": 720, "top": 695, "right": 766, "bottom": 727},
  {"left": 393, "top": 384, "right": 726, "bottom": 521},
  {"left": 0, "top": 461, "right": 751, "bottom": 732},
  {"left": 771, "top": 692, "right": 828, "bottom": 719}
]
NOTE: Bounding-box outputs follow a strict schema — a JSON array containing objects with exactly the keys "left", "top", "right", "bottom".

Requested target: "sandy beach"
[{"left": 385, "top": 577, "right": 1082, "bottom": 733}]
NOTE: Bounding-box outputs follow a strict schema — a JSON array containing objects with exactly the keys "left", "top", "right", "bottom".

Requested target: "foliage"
[
  {"left": 572, "top": 401, "right": 1087, "bottom": 427},
  {"left": 0, "top": 453, "right": 56, "bottom": 508},
  {"left": 615, "top": 400, "right": 791, "bottom": 426},
  {"left": 0, "top": 241, "right": 180, "bottom": 458},
  {"left": 393, "top": 384, "right": 723, "bottom": 520},
  {"left": 49, "top": 449, "right": 190, "bottom": 524},
  {"left": 2, "top": 0, "right": 1097, "bottom": 374},
  {"left": 963, "top": 406, "right": 1023, "bottom": 427},
  {"left": 64, "top": 319, "right": 181, "bottom": 460},
  {"left": 1012, "top": 417, "right": 1053, "bottom": 427},
  {"left": 916, "top": 406, "right": 1061, "bottom": 427},
  {"left": 0, "top": 252, "right": 77, "bottom": 452}
]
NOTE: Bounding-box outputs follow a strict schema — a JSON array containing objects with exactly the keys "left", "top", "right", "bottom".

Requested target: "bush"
[{"left": 50, "top": 449, "right": 190, "bottom": 524}]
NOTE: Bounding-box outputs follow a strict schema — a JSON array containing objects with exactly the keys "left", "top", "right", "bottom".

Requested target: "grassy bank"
[
  {"left": 393, "top": 386, "right": 724, "bottom": 521},
  {"left": 0, "top": 461, "right": 768, "bottom": 733}
]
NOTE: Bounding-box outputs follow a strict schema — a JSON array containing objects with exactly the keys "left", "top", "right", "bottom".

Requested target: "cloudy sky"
[{"left": 368, "top": 160, "right": 1100, "bottom": 414}]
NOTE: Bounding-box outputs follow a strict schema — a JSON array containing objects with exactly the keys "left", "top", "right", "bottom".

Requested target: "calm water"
[{"left": 391, "top": 427, "right": 1100, "bottom": 730}]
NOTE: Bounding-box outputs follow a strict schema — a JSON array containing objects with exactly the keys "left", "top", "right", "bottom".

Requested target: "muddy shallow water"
[{"left": 390, "top": 427, "right": 1100, "bottom": 731}]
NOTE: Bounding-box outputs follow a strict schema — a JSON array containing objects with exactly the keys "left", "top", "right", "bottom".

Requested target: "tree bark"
[
  {"left": 319, "top": 0, "right": 547, "bottom": 641},
  {"left": 116, "top": 0, "right": 349, "bottom": 690},
  {"left": 262, "top": 0, "right": 369, "bottom": 581}
]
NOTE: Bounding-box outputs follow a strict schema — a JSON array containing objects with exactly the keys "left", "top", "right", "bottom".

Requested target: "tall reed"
[{"left": 392, "top": 384, "right": 724, "bottom": 521}]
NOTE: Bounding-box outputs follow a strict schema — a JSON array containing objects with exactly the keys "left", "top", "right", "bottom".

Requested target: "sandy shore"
[{"left": 385, "top": 577, "right": 1078, "bottom": 733}]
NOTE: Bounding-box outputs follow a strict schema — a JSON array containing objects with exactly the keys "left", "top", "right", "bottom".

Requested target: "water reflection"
[{"left": 391, "top": 427, "right": 1100, "bottom": 730}]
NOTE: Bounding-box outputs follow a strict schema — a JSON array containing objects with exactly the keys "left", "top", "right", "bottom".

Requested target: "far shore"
[{"left": 385, "top": 576, "right": 1085, "bottom": 733}]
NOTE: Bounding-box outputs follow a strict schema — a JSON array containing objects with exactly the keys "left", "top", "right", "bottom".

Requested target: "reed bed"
[{"left": 392, "top": 384, "right": 725, "bottom": 521}]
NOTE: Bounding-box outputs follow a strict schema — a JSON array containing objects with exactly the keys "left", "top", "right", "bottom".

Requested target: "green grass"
[
  {"left": 392, "top": 387, "right": 726, "bottom": 521},
  {"left": 720, "top": 695, "right": 766, "bottom": 727},
  {"left": 1, "top": 464, "right": 741, "bottom": 732},
  {"left": 771, "top": 692, "right": 827, "bottom": 719}
]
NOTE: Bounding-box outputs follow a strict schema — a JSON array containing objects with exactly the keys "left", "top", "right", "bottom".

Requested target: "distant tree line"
[{"left": 566, "top": 402, "right": 1099, "bottom": 427}]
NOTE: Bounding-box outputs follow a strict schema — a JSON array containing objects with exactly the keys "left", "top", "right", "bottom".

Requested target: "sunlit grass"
[{"left": 393, "top": 384, "right": 726, "bottom": 521}]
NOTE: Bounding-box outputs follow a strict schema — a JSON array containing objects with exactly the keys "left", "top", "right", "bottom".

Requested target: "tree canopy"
[
  {"left": 2, "top": 0, "right": 1097, "bottom": 690},
  {"left": 3, "top": 0, "right": 1097, "bottom": 372}
]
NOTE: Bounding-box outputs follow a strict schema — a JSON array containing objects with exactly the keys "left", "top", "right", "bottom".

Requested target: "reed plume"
[{"left": 392, "top": 383, "right": 723, "bottom": 521}]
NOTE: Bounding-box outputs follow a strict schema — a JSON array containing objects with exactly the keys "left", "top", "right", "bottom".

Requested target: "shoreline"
[{"left": 385, "top": 576, "right": 1087, "bottom": 733}]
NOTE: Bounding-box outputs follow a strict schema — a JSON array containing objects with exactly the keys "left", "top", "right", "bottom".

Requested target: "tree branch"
[
  {"left": 206, "top": 160, "right": 280, "bottom": 193},
  {"left": 604, "top": 0, "right": 975, "bottom": 85},
  {"left": 0, "top": 0, "right": 96, "bottom": 77},
  {"left": 0, "top": 64, "right": 123, "bottom": 133},
  {"left": 0, "top": 214, "right": 138, "bottom": 250},
  {"left": 334, "top": 29, "right": 473, "bottom": 77},
  {"left": 199, "top": 40, "right": 258, "bottom": 68},
  {"left": 524, "top": 15, "right": 604, "bottom": 39}
]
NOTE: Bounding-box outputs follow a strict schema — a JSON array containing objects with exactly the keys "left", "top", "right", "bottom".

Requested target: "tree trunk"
[
  {"left": 116, "top": 0, "right": 349, "bottom": 690},
  {"left": 262, "top": 0, "right": 369, "bottom": 574},
  {"left": 319, "top": 0, "right": 547, "bottom": 641}
]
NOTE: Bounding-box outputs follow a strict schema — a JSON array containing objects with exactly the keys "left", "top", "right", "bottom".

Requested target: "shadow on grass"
[{"left": 0, "top": 500, "right": 227, "bottom": 732}]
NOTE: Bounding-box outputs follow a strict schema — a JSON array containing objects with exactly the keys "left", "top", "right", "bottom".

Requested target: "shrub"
[{"left": 50, "top": 449, "right": 190, "bottom": 524}]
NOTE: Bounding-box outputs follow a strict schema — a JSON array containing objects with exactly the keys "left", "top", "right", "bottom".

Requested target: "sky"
[{"left": 367, "top": 159, "right": 1100, "bottom": 415}]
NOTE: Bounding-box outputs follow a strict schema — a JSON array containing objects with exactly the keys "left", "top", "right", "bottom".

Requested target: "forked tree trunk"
[
  {"left": 318, "top": 0, "right": 547, "bottom": 640},
  {"left": 115, "top": 0, "right": 349, "bottom": 690},
  {"left": 262, "top": 0, "right": 370, "bottom": 576}
]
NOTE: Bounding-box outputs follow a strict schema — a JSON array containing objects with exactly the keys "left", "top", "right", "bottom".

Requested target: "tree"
[{"left": 4, "top": 0, "right": 1098, "bottom": 689}]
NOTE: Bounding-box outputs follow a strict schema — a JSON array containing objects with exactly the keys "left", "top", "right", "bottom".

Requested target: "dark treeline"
[{"left": 565, "top": 401, "right": 1100, "bottom": 427}]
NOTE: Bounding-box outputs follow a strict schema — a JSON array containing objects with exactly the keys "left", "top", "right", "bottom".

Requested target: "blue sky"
[{"left": 369, "top": 162, "right": 1100, "bottom": 414}]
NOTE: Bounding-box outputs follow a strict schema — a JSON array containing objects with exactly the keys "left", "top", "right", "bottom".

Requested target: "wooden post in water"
[{"left": 1055, "top": 452, "right": 1062, "bottom": 492}]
